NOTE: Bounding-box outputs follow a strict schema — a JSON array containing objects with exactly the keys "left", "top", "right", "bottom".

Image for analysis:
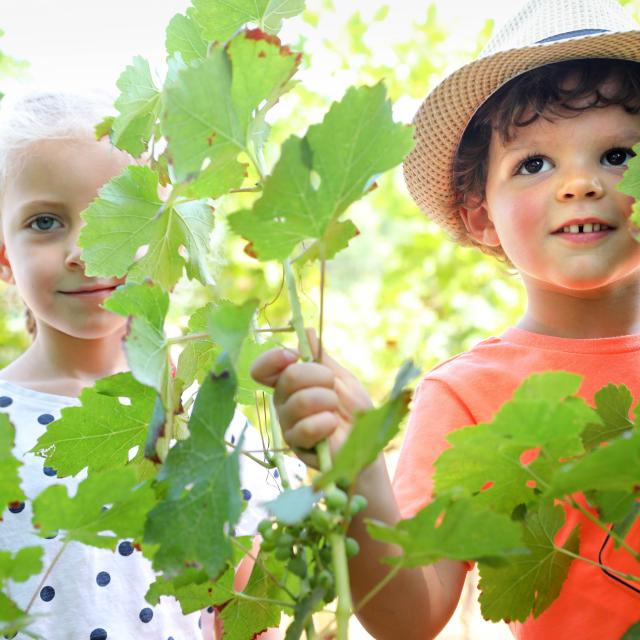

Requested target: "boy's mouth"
[{"left": 552, "top": 219, "right": 616, "bottom": 235}]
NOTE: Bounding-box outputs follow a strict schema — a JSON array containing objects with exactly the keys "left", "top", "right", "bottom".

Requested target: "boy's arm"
[{"left": 251, "top": 346, "right": 467, "bottom": 640}]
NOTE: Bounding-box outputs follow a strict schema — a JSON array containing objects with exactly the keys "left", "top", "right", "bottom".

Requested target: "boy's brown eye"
[
  {"left": 603, "top": 148, "right": 634, "bottom": 166},
  {"left": 517, "top": 156, "right": 548, "bottom": 174}
]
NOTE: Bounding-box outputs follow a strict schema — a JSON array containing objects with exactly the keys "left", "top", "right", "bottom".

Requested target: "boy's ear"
[
  {"left": 459, "top": 203, "right": 501, "bottom": 248},
  {"left": 0, "top": 244, "right": 15, "bottom": 285}
]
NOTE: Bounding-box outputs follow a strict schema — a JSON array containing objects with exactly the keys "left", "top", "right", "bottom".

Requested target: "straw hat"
[{"left": 403, "top": 0, "right": 640, "bottom": 247}]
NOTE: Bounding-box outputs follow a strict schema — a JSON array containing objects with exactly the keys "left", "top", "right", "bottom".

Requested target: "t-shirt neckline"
[
  {"left": 501, "top": 326, "right": 640, "bottom": 354},
  {"left": 0, "top": 378, "right": 79, "bottom": 406}
]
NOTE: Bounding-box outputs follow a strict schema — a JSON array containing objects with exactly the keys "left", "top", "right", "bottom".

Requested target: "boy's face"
[
  {"left": 467, "top": 104, "right": 640, "bottom": 295},
  {"left": 0, "top": 136, "right": 131, "bottom": 339}
]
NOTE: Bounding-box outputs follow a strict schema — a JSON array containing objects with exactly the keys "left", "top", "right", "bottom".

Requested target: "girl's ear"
[
  {"left": 0, "top": 244, "right": 15, "bottom": 285},
  {"left": 459, "top": 204, "right": 501, "bottom": 247}
]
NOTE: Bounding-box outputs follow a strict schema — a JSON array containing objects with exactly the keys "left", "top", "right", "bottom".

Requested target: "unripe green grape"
[
  {"left": 257, "top": 519, "right": 273, "bottom": 537},
  {"left": 261, "top": 539, "right": 276, "bottom": 552},
  {"left": 276, "top": 533, "right": 295, "bottom": 549},
  {"left": 275, "top": 545, "right": 292, "bottom": 561},
  {"left": 288, "top": 554, "right": 307, "bottom": 579},
  {"left": 317, "top": 570, "right": 334, "bottom": 591},
  {"left": 324, "top": 488, "right": 348, "bottom": 511},
  {"left": 345, "top": 537, "right": 360, "bottom": 558},
  {"left": 323, "top": 586, "right": 336, "bottom": 604},
  {"left": 319, "top": 545, "right": 333, "bottom": 566},
  {"left": 349, "top": 494, "right": 368, "bottom": 516},
  {"left": 310, "top": 508, "right": 332, "bottom": 533}
]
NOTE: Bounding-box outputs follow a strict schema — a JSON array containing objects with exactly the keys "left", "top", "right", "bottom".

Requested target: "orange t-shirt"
[{"left": 392, "top": 327, "right": 640, "bottom": 640}]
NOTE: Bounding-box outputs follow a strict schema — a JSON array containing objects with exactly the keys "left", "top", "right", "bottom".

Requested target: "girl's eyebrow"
[{"left": 18, "top": 199, "right": 65, "bottom": 211}]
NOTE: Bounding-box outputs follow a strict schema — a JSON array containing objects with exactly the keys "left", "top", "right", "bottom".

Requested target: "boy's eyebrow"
[{"left": 501, "top": 127, "right": 640, "bottom": 152}]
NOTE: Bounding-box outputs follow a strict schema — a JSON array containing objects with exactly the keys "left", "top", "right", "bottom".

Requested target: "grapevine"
[{"left": 0, "top": 1, "right": 638, "bottom": 639}]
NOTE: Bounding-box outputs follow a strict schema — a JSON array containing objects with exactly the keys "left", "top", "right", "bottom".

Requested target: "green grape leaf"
[
  {"left": 591, "top": 489, "right": 638, "bottom": 523},
  {"left": 582, "top": 384, "right": 634, "bottom": 450},
  {"left": 192, "top": 0, "right": 306, "bottom": 42},
  {"left": 181, "top": 156, "right": 247, "bottom": 200},
  {"left": 219, "top": 550, "right": 288, "bottom": 640},
  {"left": 295, "top": 219, "right": 359, "bottom": 265},
  {"left": 207, "top": 299, "right": 259, "bottom": 368},
  {"left": 111, "top": 56, "right": 161, "bottom": 156},
  {"left": 176, "top": 303, "right": 220, "bottom": 388},
  {"left": 0, "top": 547, "right": 43, "bottom": 583},
  {"left": 0, "top": 414, "right": 25, "bottom": 507},
  {"left": 79, "top": 166, "right": 214, "bottom": 289},
  {"left": 229, "top": 82, "right": 414, "bottom": 261},
  {"left": 32, "top": 468, "right": 155, "bottom": 548},
  {"left": 146, "top": 567, "right": 235, "bottom": 613},
  {"left": 315, "top": 390, "right": 411, "bottom": 490},
  {"left": 435, "top": 372, "right": 594, "bottom": 515},
  {"left": 104, "top": 282, "right": 169, "bottom": 392},
  {"left": 162, "top": 31, "right": 299, "bottom": 182},
  {"left": 546, "top": 430, "right": 640, "bottom": 498},
  {"left": 144, "top": 366, "right": 243, "bottom": 576},
  {"left": 166, "top": 11, "right": 208, "bottom": 64},
  {"left": 0, "top": 596, "right": 30, "bottom": 628},
  {"left": 264, "top": 486, "right": 321, "bottom": 525},
  {"left": 79, "top": 165, "right": 161, "bottom": 277},
  {"left": 128, "top": 200, "right": 215, "bottom": 289},
  {"left": 31, "top": 372, "right": 155, "bottom": 476},
  {"left": 477, "top": 502, "right": 579, "bottom": 622},
  {"left": 367, "top": 491, "right": 525, "bottom": 567},
  {"left": 235, "top": 336, "right": 275, "bottom": 404},
  {"left": 622, "top": 620, "right": 640, "bottom": 639}
]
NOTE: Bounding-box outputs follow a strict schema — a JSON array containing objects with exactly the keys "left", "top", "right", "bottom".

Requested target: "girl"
[{"left": 0, "top": 90, "right": 295, "bottom": 640}]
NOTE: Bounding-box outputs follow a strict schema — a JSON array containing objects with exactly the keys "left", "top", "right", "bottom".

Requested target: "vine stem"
[
  {"left": 565, "top": 497, "right": 640, "bottom": 561},
  {"left": 283, "top": 258, "right": 352, "bottom": 640},
  {"left": 555, "top": 545, "right": 640, "bottom": 583},
  {"left": 25, "top": 540, "right": 70, "bottom": 614}
]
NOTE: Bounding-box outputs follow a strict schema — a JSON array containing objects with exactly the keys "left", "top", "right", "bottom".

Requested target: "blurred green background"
[{"left": 1, "top": 0, "right": 639, "bottom": 406}]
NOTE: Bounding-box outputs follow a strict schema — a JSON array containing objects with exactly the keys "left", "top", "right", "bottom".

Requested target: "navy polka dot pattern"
[
  {"left": 8, "top": 502, "right": 25, "bottom": 514},
  {"left": 0, "top": 380, "right": 291, "bottom": 638},
  {"left": 40, "top": 586, "right": 55, "bottom": 602},
  {"left": 273, "top": 469, "right": 279, "bottom": 478},
  {"left": 117, "top": 540, "right": 134, "bottom": 556},
  {"left": 96, "top": 571, "right": 110, "bottom": 587},
  {"left": 139, "top": 607, "right": 153, "bottom": 623}
]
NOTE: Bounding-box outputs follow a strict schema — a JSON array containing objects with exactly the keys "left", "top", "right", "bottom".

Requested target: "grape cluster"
[{"left": 257, "top": 488, "right": 368, "bottom": 606}]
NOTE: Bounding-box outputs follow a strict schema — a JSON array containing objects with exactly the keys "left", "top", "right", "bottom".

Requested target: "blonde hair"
[{"left": 0, "top": 88, "right": 117, "bottom": 338}]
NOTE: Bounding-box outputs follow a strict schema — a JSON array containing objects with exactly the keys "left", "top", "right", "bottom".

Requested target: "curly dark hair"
[{"left": 453, "top": 58, "right": 640, "bottom": 261}]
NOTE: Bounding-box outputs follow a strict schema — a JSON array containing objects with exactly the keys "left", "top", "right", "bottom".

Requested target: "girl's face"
[{"left": 0, "top": 136, "right": 131, "bottom": 339}]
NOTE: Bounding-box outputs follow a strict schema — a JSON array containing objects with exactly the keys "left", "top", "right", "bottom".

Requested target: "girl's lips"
[{"left": 60, "top": 287, "right": 117, "bottom": 299}]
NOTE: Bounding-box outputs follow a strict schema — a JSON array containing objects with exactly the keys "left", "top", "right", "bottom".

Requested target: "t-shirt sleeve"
[{"left": 392, "top": 377, "right": 475, "bottom": 519}]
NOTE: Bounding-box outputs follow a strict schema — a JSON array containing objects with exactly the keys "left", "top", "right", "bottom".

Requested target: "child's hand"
[{"left": 250, "top": 331, "right": 373, "bottom": 468}]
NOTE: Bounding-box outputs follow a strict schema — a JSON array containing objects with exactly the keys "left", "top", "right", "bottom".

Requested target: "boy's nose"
[{"left": 556, "top": 174, "right": 604, "bottom": 201}]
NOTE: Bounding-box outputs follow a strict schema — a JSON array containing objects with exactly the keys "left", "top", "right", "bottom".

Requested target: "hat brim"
[{"left": 403, "top": 30, "right": 640, "bottom": 245}]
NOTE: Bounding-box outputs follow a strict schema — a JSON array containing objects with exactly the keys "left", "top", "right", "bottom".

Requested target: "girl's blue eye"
[
  {"left": 602, "top": 147, "right": 635, "bottom": 167},
  {"left": 516, "top": 155, "right": 551, "bottom": 175},
  {"left": 29, "top": 215, "right": 61, "bottom": 232}
]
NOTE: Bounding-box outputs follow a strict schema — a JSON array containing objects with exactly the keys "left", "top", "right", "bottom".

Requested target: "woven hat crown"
[{"left": 403, "top": 0, "right": 640, "bottom": 251}]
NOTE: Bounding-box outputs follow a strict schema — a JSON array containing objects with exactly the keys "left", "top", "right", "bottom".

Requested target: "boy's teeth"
[{"left": 562, "top": 223, "right": 607, "bottom": 233}]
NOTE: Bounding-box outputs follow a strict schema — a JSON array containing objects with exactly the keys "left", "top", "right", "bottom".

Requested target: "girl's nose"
[
  {"left": 556, "top": 172, "right": 604, "bottom": 201},
  {"left": 65, "top": 243, "right": 86, "bottom": 270}
]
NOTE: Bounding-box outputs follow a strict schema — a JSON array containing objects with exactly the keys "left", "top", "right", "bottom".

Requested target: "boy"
[{"left": 251, "top": 0, "right": 640, "bottom": 638}]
